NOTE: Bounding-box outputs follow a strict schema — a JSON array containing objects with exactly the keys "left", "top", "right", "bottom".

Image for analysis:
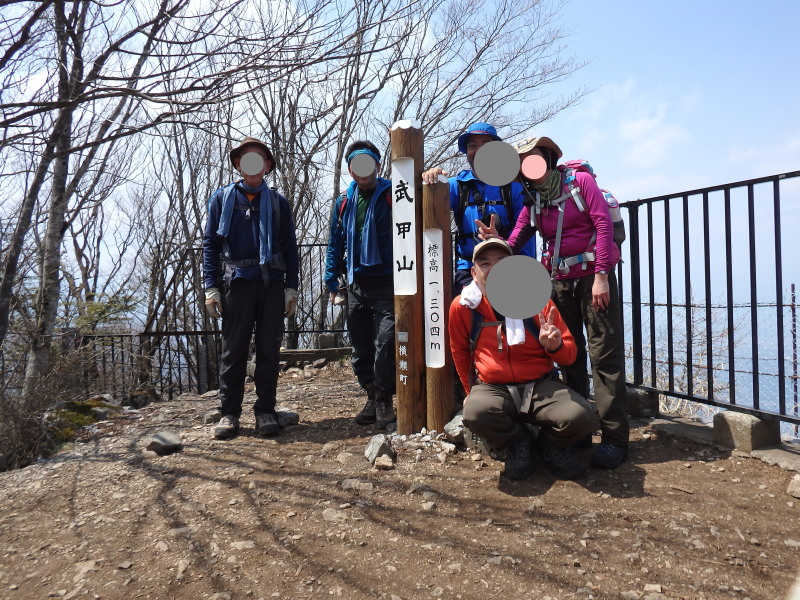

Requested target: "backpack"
[
  {"left": 336, "top": 188, "right": 392, "bottom": 222},
  {"left": 526, "top": 160, "right": 625, "bottom": 276},
  {"left": 455, "top": 180, "right": 513, "bottom": 243}
]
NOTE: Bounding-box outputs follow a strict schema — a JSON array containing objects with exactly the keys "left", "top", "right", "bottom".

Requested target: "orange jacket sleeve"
[{"left": 448, "top": 297, "right": 474, "bottom": 394}]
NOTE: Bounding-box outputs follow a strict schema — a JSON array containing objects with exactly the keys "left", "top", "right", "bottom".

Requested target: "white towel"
[
  {"left": 459, "top": 282, "right": 526, "bottom": 345},
  {"left": 505, "top": 318, "right": 526, "bottom": 345},
  {"left": 459, "top": 281, "right": 483, "bottom": 309}
]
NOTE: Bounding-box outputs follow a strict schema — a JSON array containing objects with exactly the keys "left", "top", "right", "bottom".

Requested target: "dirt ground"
[{"left": 1, "top": 362, "right": 799, "bottom": 600}]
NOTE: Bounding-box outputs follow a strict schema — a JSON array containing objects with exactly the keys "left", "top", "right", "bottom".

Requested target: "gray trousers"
[
  {"left": 462, "top": 380, "right": 595, "bottom": 451},
  {"left": 552, "top": 271, "right": 629, "bottom": 447}
]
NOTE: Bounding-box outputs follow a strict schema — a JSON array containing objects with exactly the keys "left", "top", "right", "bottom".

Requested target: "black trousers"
[
  {"left": 219, "top": 278, "right": 284, "bottom": 417},
  {"left": 347, "top": 275, "right": 396, "bottom": 393}
]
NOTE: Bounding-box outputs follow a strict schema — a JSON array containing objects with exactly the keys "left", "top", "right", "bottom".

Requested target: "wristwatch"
[{"left": 597, "top": 270, "right": 607, "bottom": 275}]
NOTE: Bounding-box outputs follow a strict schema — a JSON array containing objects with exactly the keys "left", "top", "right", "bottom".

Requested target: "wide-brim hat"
[
  {"left": 457, "top": 122, "right": 502, "bottom": 154},
  {"left": 513, "top": 136, "right": 563, "bottom": 160},
  {"left": 473, "top": 238, "right": 513, "bottom": 262},
  {"left": 229, "top": 136, "right": 277, "bottom": 171}
]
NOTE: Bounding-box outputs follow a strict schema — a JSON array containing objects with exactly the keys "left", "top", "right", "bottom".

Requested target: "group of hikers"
[{"left": 202, "top": 121, "right": 629, "bottom": 482}]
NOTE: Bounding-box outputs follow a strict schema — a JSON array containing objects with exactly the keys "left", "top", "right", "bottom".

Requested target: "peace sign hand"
[
  {"left": 475, "top": 213, "right": 499, "bottom": 240},
  {"left": 538, "top": 309, "right": 562, "bottom": 352}
]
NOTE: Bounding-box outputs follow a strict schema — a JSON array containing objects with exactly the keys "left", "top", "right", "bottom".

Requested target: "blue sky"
[{"left": 540, "top": 0, "right": 800, "bottom": 201}]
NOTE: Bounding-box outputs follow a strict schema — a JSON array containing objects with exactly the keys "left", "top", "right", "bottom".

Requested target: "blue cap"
[{"left": 457, "top": 122, "right": 502, "bottom": 154}]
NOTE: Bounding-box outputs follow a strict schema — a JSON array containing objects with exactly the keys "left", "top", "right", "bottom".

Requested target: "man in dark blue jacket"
[
  {"left": 422, "top": 122, "right": 537, "bottom": 296},
  {"left": 324, "top": 140, "right": 396, "bottom": 429},
  {"left": 203, "top": 136, "right": 300, "bottom": 439}
]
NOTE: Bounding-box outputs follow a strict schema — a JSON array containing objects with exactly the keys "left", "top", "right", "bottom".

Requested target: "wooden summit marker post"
[
  {"left": 390, "top": 120, "right": 425, "bottom": 434},
  {"left": 422, "top": 176, "right": 454, "bottom": 432}
]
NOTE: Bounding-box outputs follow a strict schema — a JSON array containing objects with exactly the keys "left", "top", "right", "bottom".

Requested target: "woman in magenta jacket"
[{"left": 480, "top": 136, "right": 629, "bottom": 469}]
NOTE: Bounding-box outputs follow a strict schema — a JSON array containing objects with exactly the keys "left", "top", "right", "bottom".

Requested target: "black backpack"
[{"left": 455, "top": 180, "right": 513, "bottom": 241}]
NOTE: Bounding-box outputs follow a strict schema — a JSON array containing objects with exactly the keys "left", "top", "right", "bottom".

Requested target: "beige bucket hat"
[{"left": 512, "top": 136, "right": 563, "bottom": 160}]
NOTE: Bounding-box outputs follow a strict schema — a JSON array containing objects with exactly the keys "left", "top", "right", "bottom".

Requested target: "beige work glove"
[
  {"left": 284, "top": 288, "right": 298, "bottom": 318},
  {"left": 205, "top": 288, "right": 222, "bottom": 319}
]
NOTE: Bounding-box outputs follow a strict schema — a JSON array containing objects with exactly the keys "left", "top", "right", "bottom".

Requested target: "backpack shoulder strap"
[
  {"left": 269, "top": 187, "right": 281, "bottom": 225},
  {"left": 523, "top": 316, "right": 540, "bottom": 340},
  {"left": 336, "top": 191, "right": 348, "bottom": 221},
  {"left": 499, "top": 183, "right": 512, "bottom": 220},
  {"left": 456, "top": 179, "right": 482, "bottom": 230}
]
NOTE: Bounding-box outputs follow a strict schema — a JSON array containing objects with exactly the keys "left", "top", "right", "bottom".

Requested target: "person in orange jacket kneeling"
[{"left": 449, "top": 238, "right": 595, "bottom": 480}]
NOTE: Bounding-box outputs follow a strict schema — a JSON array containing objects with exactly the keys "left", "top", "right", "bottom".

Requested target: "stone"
[
  {"left": 201, "top": 390, "right": 219, "bottom": 398},
  {"left": 91, "top": 407, "right": 112, "bottom": 420},
  {"left": 312, "top": 358, "right": 327, "bottom": 368},
  {"left": 126, "top": 386, "right": 161, "bottom": 409},
  {"left": 246, "top": 360, "right": 256, "bottom": 378},
  {"left": 322, "top": 508, "right": 349, "bottom": 524},
  {"left": 145, "top": 431, "right": 183, "bottom": 455},
  {"left": 787, "top": 474, "right": 800, "bottom": 499},
  {"left": 443, "top": 412, "right": 465, "bottom": 444},
  {"left": 276, "top": 410, "right": 299, "bottom": 428},
  {"left": 374, "top": 455, "right": 394, "bottom": 470},
  {"left": 713, "top": 411, "right": 780, "bottom": 452},
  {"left": 317, "top": 333, "right": 337, "bottom": 349},
  {"left": 341, "top": 479, "right": 374, "bottom": 492},
  {"left": 627, "top": 388, "right": 660, "bottom": 418},
  {"left": 203, "top": 409, "right": 222, "bottom": 424},
  {"left": 230, "top": 541, "right": 256, "bottom": 550},
  {"left": 321, "top": 441, "right": 341, "bottom": 454},
  {"left": 176, "top": 559, "right": 190, "bottom": 579},
  {"left": 365, "top": 434, "right": 395, "bottom": 464}
]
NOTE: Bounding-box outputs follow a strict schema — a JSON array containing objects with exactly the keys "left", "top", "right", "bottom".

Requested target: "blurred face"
[
  {"left": 348, "top": 158, "right": 379, "bottom": 192},
  {"left": 519, "top": 147, "right": 549, "bottom": 184},
  {"left": 465, "top": 134, "right": 495, "bottom": 170},
  {"left": 234, "top": 146, "right": 273, "bottom": 186},
  {"left": 471, "top": 247, "right": 510, "bottom": 293}
]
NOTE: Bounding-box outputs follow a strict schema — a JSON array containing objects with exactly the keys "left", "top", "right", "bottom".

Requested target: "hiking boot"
[
  {"left": 255, "top": 412, "right": 280, "bottom": 437},
  {"left": 213, "top": 415, "right": 239, "bottom": 440},
  {"left": 541, "top": 444, "right": 586, "bottom": 480},
  {"left": 374, "top": 391, "right": 396, "bottom": 430},
  {"left": 591, "top": 442, "right": 629, "bottom": 469},
  {"left": 501, "top": 429, "right": 536, "bottom": 480},
  {"left": 354, "top": 386, "right": 377, "bottom": 425}
]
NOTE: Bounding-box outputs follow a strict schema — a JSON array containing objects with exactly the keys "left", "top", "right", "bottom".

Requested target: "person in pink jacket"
[{"left": 478, "top": 136, "right": 629, "bottom": 469}]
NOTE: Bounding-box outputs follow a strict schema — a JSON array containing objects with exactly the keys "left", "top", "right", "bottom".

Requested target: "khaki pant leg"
[
  {"left": 528, "top": 379, "right": 594, "bottom": 449},
  {"left": 462, "top": 383, "right": 521, "bottom": 451}
]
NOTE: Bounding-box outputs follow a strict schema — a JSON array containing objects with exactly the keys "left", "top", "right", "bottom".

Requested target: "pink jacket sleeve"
[
  {"left": 576, "top": 171, "right": 617, "bottom": 272},
  {"left": 506, "top": 203, "right": 536, "bottom": 253}
]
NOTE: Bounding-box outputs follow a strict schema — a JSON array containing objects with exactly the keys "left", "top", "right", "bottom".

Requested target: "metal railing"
[{"left": 619, "top": 170, "right": 800, "bottom": 428}]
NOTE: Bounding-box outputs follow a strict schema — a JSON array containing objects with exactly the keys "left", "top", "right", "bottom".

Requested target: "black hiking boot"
[
  {"left": 374, "top": 391, "right": 396, "bottom": 430},
  {"left": 255, "top": 412, "right": 280, "bottom": 437},
  {"left": 541, "top": 443, "right": 586, "bottom": 480},
  {"left": 354, "top": 385, "right": 377, "bottom": 425},
  {"left": 501, "top": 429, "right": 536, "bottom": 480}
]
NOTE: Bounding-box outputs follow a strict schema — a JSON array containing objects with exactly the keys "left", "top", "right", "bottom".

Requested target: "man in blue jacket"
[
  {"left": 324, "top": 140, "right": 396, "bottom": 429},
  {"left": 203, "top": 136, "right": 300, "bottom": 439},
  {"left": 422, "top": 122, "right": 537, "bottom": 296}
]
